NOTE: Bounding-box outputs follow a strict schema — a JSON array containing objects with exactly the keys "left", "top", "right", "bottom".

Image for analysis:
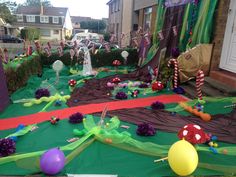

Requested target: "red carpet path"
[{"left": 0, "top": 94, "right": 188, "bottom": 130}]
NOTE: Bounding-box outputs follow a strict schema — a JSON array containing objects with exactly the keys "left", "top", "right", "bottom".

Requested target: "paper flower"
[
  {"left": 35, "top": 88, "right": 50, "bottom": 99},
  {"left": 0, "top": 138, "right": 16, "bottom": 157},
  {"left": 139, "top": 83, "right": 149, "bottom": 88},
  {"left": 136, "top": 123, "right": 156, "bottom": 136},
  {"left": 151, "top": 101, "right": 165, "bottom": 110},
  {"left": 69, "top": 112, "right": 84, "bottom": 124},
  {"left": 115, "top": 91, "right": 128, "bottom": 100}
]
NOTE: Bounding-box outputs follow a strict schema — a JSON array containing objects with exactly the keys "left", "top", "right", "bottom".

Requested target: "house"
[
  {"left": 107, "top": 0, "right": 157, "bottom": 47},
  {"left": 14, "top": 5, "right": 73, "bottom": 40},
  {"left": 0, "top": 18, "right": 19, "bottom": 37},
  {"left": 209, "top": 0, "right": 236, "bottom": 88},
  {"left": 106, "top": 0, "right": 134, "bottom": 47},
  {"left": 71, "top": 16, "right": 92, "bottom": 35}
]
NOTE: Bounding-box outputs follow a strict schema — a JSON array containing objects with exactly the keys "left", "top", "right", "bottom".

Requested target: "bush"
[
  {"left": 20, "top": 27, "right": 40, "bottom": 40},
  {"left": 40, "top": 48, "right": 139, "bottom": 67}
]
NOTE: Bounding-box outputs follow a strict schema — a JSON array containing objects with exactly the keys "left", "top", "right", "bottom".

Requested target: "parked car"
[{"left": 0, "top": 35, "right": 23, "bottom": 43}]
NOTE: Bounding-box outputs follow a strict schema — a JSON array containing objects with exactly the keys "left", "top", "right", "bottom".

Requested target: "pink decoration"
[
  {"left": 158, "top": 31, "right": 164, "bottom": 40},
  {"left": 44, "top": 46, "right": 51, "bottom": 57},
  {"left": 196, "top": 70, "right": 204, "bottom": 100},
  {"left": 172, "top": 26, "right": 178, "bottom": 36},
  {"left": 57, "top": 46, "right": 63, "bottom": 57},
  {"left": 70, "top": 49, "right": 75, "bottom": 60}
]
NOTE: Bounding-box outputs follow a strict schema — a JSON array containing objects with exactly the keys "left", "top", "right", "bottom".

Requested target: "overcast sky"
[{"left": 15, "top": 0, "right": 109, "bottom": 19}]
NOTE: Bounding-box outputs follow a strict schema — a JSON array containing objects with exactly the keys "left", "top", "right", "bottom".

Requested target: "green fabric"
[{"left": 1, "top": 116, "right": 236, "bottom": 176}]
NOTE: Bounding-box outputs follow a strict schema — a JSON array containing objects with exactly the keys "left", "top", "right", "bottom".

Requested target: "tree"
[
  {"left": 22, "top": 0, "right": 52, "bottom": 7},
  {"left": 0, "top": 1, "right": 17, "bottom": 23},
  {"left": 80, "top": 20, "right": 106, "bottom": 33}
]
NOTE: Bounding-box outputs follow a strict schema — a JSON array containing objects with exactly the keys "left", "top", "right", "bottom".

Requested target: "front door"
[{"left": 220, "top": 0, "right": 236, "bottom": 73}]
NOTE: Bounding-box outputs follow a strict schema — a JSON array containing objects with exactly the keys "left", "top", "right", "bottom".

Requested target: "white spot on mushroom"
[
  {"left": 193, "top": 125, "right": 201, "bottom": 130},
  {"left": 195, "top": 134, "right": 201, "bottom": 140},
  {"left": 183, "top": 130, "right": 188, "bottom": 136},
  {"left": 184, "top": 125, "right": 188, "bottom": 129}
]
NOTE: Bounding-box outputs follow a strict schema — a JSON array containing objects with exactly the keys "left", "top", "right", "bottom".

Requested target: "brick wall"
[{"left": 210, "top": 0, "right": 230, "bottom": 71}]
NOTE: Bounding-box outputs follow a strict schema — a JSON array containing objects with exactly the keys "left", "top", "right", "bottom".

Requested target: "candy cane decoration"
[
  {"left": 168, "top": 59, "right": 178, "bottom": 89},
  {"left": 27, "top": 45, "right": 32, "bottom": 56},
  {"left": 104, "top": 43, "right": 111, "bottom": 52},
  {"left": 196, "top": 70, "right": 204, "bottom": 100},
  {"left": 60, "top": 41, "right": 65, "bottom": 49}
]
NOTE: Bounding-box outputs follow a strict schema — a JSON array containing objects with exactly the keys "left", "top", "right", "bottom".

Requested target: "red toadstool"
[
  {"left": 68, "top": 79, "right": 77, "bottom": 87},
  {"left": 178, "top": 124, "right": 207, "bottom": 144},
  {"left": 112, "top": 77, "right": 121, "bottom": 84}
]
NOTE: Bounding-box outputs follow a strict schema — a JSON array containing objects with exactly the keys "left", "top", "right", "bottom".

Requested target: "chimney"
[{"left": 40, "top": 2, "right": 43, "bottom": 15}]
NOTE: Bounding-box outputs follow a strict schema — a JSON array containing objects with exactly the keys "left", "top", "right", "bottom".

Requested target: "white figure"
[{"left": 81, "top": 47, "right": 93, "bottom": 76}]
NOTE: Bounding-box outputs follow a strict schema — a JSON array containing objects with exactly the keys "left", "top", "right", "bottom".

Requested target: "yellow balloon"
[{"left": 168, "top": 139, "right": 198, "bottom": 176}]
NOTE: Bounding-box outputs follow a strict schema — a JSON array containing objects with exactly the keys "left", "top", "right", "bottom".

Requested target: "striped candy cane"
[
  {"left": 196, "top": 70, "right": 204, "bottom": 100},
  {"left": 168, "top": 59, "right": 178, "bottom": 88}
]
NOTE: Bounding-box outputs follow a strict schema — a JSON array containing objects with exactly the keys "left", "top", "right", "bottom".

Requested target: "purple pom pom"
[
  {"left": 136, "top": 123, "right": 156, "bottom": 136},
  {"left": 35, "top": 88, "right": 50, "bottom": 99},
  {"left": 115, "top": 91, "right": 128, "bottom": 100},
  {"left": 171, "top": 47, "right": 180, "bottom": 59},
  {"left": 139, "top": 83, "right": 149, "bottom": 88},
  {"left": 0, "top": 138, "right": 16, "bottom": 157},
  {"left": 173, "top": 87, "right": 185, "bottom": 94},
  {"left": 69, "top": 112, "right": 84, "bottom": 124},
  {"left": 151, "top": 101, "right": 165, "bottom": 110}
]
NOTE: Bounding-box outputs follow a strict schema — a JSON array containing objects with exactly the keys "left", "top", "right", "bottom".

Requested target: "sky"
[{"left": 15, "top": 0, "right": 109, "bottom": 19}]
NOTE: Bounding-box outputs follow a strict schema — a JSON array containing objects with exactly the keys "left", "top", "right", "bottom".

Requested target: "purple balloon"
[{"left": 40, "top": 148, "right": 65, "bottom": 175}]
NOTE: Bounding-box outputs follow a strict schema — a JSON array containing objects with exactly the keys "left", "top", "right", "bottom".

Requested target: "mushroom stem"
[{"left": 154, "top": 157, "right": 168, "bottom": 163}]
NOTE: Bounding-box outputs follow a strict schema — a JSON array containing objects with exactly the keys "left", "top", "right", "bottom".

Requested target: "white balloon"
[
  {"left": 52, "top": 60, "right": 64, "bottom": 72},
  {"left": 121, "top": 51, "right": 129, "bottom": 58}
]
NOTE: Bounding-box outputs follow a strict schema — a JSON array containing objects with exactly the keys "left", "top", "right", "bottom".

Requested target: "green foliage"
[
  {"left": 40, "top": 48, "right": 139, "bottom": 67},
  {"left": 80, "top": 20, "right": 106, "bottom": 33},
  {"left": 20, "top": 27, "right": 40, "bottom": 40},
  {"left": 103, "top": 32, "right": 110, "bottom": 42},
  {"left": 0, "top": 1, "right": 17, "bottom": 23},
  {"left": 20, "top": 0, "right": 52, "bottom": 7},
  {"left": 5, "top": 56, "right": 42, "bottom": 94}
]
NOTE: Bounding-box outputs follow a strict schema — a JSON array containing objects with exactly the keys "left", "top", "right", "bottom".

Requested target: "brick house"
[
  {"left": 107, "top": 0, "right": 157, "bottom": 47},
  {"left": 14, "top": 5, "right": 73, "bottom": 40},
  {"left": 210, "top": 0, "right": 236, "bottom": 88}
]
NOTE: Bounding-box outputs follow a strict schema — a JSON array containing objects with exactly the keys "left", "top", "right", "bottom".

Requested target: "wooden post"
[{"left": 0, "top": 60, "right": 9, "bottom": 112}]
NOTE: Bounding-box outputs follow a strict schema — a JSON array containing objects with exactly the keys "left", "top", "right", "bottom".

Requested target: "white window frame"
[
  {"left": 53, "top": 16, "right": 59, "bottom": 24},
  {"left": 16, "top": 14, "right": 23, "bottom": 22},
  {"left": 26, "top": 15, "right": 35, "bottom": 22},
  {"left": 40, "top": 16, "right": 49, "bottom": 23}
]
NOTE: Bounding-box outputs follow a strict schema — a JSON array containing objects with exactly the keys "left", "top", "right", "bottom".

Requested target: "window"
[
  {"left": 40, "top": 29, "right": 50, "bottom": 36},
  {"left": 53, "top": 30, "right": 59, "bottom": 34},
  {"left": 40, "top": 16, "right": 49, "bottom": 23},
  {"left": 16, "top": 15, "right": 23, "bottom": 22},
  {"left": 53, "top": 17, "right": 59, "bottom": 24},
  {"left": 143, "top": 7, "right": 152, "bottom": 30},
  {"left": 26, "top": 15, "right": 35, "bottom": 22}
]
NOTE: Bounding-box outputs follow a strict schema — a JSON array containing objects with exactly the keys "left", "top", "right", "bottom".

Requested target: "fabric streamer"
[
  {"left": 196, "top": 70, "right": 204, "bottom": 100},
  {"left": 43, "top": 46, "right": 51, "bottom": 57},
  {"left": 168, "top": 59, "right": 179, "bottom": 88},
  {"left": 57, "top": 46, "right": 63, "bottom": 57}
]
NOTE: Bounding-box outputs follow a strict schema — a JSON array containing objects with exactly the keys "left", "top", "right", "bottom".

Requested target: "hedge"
[
  {"left": 4, "top": 55, "right": 42, "bottom": 94},
  {"left": 4, "top": 48, "right": 138, "bottom": 93},
  {"left": 40, "top": 48, "right": 139, "bottom": 67}
]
